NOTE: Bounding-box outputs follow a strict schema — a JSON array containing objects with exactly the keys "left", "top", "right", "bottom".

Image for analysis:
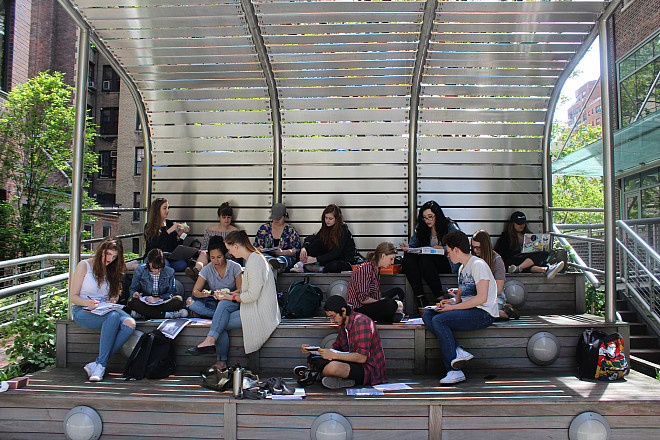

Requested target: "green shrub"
[
  {"left": 0, "top": 363, "right": 24, "bottom": 381},
  {"left": 585, "top": 282, "right": 605, "bottom": 317}
]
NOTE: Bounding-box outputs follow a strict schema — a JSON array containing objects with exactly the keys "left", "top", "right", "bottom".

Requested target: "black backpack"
[
  {"left": 283, "top": 278, "right": 323, "bottom": 318},
  {"left": 576, "top": 328, "right": 628, "bottom": 381},
  {"left": 124, "top": 329, "right": 176, "bottom": 380}
]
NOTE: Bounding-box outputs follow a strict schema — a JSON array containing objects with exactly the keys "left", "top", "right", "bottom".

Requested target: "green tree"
[
  {"left": 552, "top": 122, "right": 604, "bottom": 225},
  {"left": 0, "top": 72, "right": 98, "bottom": 259}
]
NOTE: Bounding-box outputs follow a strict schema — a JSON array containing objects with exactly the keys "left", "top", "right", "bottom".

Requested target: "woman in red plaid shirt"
[{"left": 302, "top": 295, "right": 387, "bottom": 389}]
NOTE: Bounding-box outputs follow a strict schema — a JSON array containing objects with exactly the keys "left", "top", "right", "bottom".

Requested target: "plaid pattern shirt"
[
  {"left": 333, "top": 312, "right": 387, "bottom": 385},
  {"left": 347, "top": 261, "right": 380, "bottom": 306},
  {"left": 149, "top": 272, "right": 159, "bottom": 295}
]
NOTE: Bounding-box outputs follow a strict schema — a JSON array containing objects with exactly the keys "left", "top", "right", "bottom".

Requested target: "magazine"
[{"left": 157, "top": 318, "right": 191, "bottom": 339}]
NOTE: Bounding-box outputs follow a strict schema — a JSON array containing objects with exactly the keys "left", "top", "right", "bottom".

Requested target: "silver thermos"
[{"left": 233, "top": 367, "right": 243, "bottom": 398}]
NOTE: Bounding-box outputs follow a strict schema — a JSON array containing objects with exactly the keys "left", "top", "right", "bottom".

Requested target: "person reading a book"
[
  {"left": 69, "top": 237, "right": 135, "bottom": 382},
  {"left": 186, "top": 236, "right": 243, "bottom": 318},
  {"left": 301, "top": 295, "right": 387, "bottom": 389},
  {"left": 144, "top": 197, "right": 190, "bottom": 272},
  {"left": 494, "top": 211, "right": 563, "bottom": 280},
  {"left": 126, "top": 248, "right": 188, "bottom": 320},
  {"left": 422, "top": 230, "right": 499, "bottom": 384},
  {"left": 471, "top": 230, "right": 519, "bottom": 320},
  {"left": 347, "top": 242, "right": 404, "bottom": 323},
  {"left": 187, "top": 231, "right": 280, "bottom": 370},
  {"left": 297, "top": 204, "right": 356, "bottom": 273},
  {"left": 253, "top": 203, "right": 301, "bottom": 273},
  {"left": 186, "top": 202, "right": 238, "bottom": 281},
  {"left": 399, "top": 200, "right": 460, "bottom": 308}
]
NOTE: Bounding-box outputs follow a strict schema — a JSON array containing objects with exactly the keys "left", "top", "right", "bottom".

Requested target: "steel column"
[
  {"left": 67, "top": 28, "right": 89, "bottom": 308},
  {"left": 599, "top": 17, "right": 617, "bottom": 323},
  {"left": 241, "top": 0, "right": 282, "bottom": 203},
  {"left": 408, "top": 0, "right": 437, "bottom": 235}
]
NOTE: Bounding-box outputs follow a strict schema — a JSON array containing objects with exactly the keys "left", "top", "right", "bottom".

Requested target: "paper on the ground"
[
  {"left": 270, "top": 388, "right": 306, "bottom": 400},
  {"left": 84, "top": 302, "right": 123, "bottom": 315},
  {"left": 346, "top": 387, "right": 384, "bottom": 396},
  {"left": 373, "top": 383, "right": 412, "bottom": 391},
  {"left": 405, "top": 318, "right": 424, "bottom": 325},
  {"left": 157, "top": 318, "right": 191, "bottom": 339},
  {"left": 139, "top": 296, "right": 165, "bottom": 305}
]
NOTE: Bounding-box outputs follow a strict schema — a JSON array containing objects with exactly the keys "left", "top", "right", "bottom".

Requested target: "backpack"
[
  {"left": 576, "top": 329, "right": 629, "bottom": 381},
  {"left": 283, "top": 278, "right": 323, "bottom": 318},
  {"left": 124, "top": 329, "right": 176, "bottom": 380}
]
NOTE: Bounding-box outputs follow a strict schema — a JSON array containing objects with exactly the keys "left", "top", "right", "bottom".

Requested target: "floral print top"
[{"left": 254, "top": 222, "right": 302, "bottom": 255}]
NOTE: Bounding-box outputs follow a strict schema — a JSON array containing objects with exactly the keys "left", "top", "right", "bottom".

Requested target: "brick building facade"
[{"left": 567, "top": 79, "right": 603, "bottom": 128}]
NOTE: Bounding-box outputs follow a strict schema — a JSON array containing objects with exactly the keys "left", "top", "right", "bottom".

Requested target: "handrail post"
[
  {"left": 68, "top": 28, "right": 90, "bottom": 317},
  {"left": 599, "top": 16, "right": 617, "bottom": 323}
]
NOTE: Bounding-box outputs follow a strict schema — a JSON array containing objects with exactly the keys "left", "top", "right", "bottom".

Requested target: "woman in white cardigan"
[{"left": 187, "top": 230, "right": 281, "bottom": 369}]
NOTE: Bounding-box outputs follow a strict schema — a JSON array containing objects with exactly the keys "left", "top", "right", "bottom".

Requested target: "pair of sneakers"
[
  {"left": 508, "top": 261, "right": 565, "bottom": 280},
  {"left": 293, "top": 365, "right": 356, "bottom": 389},
  {"left": 84, "top": 361, "right": 105, "bottom": 382},
  {"left": 439, "top": 347, "right": 474, "bottom": 385}
]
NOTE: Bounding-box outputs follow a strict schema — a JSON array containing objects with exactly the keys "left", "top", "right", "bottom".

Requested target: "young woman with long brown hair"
[
  {"left": 144, "top": 197, "right": 190, "bottom": 272},
  {"left": 69, "top": 237, "right": 134, "bottom": 382},
  {"left": 187, "top": 202, "right": 238, "bottom": 280},
  {"left": 299, "top": 204, "right": 356, "bottom": 273}
]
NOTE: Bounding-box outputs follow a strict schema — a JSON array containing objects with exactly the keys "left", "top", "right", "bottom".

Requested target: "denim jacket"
[{"left": 129, "top": 264, "right": 177, "bottom": 300}]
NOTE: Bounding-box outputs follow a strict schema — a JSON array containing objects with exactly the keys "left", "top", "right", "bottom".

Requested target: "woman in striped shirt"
[{"left": 347, "top": 242, "right": 404, "bottom": 323}]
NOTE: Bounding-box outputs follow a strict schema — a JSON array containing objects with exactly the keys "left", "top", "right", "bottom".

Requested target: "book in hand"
[
  {"left": 306, "top": 346, "right": 321, "bottom": 355},
  {"left": 157, "top": 318, "right": 191, "bottom": 339},
  {"left": 84, "top": 302, "right": 123, "bottom": 316},
  {"left": 259, "top": 247, "right": 279, "bottom": 253},
  {"left": 406, "top": 246, "right": 444, "bottom": 255}
]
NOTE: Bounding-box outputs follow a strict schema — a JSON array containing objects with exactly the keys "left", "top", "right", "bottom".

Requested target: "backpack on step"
[
  {"left": 576, "top": 328, "right": 628, "bottom": 381},
  {"left": 283, "top": 278, "right": 323, "bottom": 318},
  {"left": 124, "top": 329, "right": 176, "bottom": 380}
]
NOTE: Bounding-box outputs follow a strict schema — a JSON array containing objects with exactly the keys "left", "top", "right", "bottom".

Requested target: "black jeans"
[
  {"left": 402, "top": 253, "right": 452, "bottom": 302},
  {"left": 353, "top": 287, "right": 403, "bottom": 323},
  {"left": 126, "top": 295, "right": 184, "bottom": 319},
  {"left": 506, "top": 251, "right": 549, "bottom": 271}
]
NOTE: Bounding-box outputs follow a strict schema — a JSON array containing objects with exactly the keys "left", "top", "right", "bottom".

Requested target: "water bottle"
[{"left": 232, "top": 366, "right": 243, "bottom": 398}]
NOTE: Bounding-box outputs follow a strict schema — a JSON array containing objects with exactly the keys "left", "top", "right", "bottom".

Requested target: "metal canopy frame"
[{"left": 59, "top": 0, "right": 621, "bottom": 321}]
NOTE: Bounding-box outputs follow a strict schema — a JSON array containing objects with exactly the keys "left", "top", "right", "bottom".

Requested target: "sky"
[{"left": 554, "top": 36, "right": 602, "bottom": 124}]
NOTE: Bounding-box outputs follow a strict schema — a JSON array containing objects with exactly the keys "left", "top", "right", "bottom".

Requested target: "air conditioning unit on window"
[
  {"left": 102, "top": 80, "right": 112, "bottom": 90},
  {"left": 88, "top": 81, "right": 96, "bottom": 89}
]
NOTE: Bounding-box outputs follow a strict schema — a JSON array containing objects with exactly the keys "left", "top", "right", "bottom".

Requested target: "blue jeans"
[
  {"left": 166, "top": 258, "right": 188, "bottom": 272},
  {"left": 263, "top": 254, "right": 296, "bottom": 270},
  {"left": 72, "top": 305, "right": 135, "bottom": 367},
  {"left": 207, "top": 300, "right": 241, "bottom": 361},
  {"left": 188, "top": 297, "right": 219, "bottom": 318},
  {"left": 422, "top": 308, "right": 494, "bottom": 372}
]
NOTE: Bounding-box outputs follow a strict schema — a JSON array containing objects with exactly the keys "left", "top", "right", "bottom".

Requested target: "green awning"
[{"left": 553, "top": 110, "right": 660, "bottom": 177}]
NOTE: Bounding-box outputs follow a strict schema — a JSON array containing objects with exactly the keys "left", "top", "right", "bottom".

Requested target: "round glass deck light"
[
  {"left": 311, "top": 412, "right": 353, "bottom": 440},
  {"left": 503, "top": 280, "right": 527, "bottom": 307},
  {"left": 326, "top": 280, "right": 349, "bottom": 300},
  {"left": 527, "top": 331, "right": 560, "bottom": 366},
  {"left": 569, "top": 412, "right": 610, "bottom": 440},
  {"left": 63, "top": 406, "right": 102, "bottom": 440}
]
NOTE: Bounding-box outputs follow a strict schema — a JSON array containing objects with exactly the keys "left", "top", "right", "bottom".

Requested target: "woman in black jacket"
[
  {"left": 144, "top": 198, "right": 190, "bottom": 272},
  {"left": 298, "top": 204, "right": 356, "bottom": 273}
]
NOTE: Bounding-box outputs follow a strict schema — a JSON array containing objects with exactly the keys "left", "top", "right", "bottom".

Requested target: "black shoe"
[
  {"left": 186, "top": 345, "right": 216, "bottom": 355},
  {"left": 416, "top": 295, "right": 429, "bottom": 307},
  {"left": 268, "top": 258, "right": 284, "bottom": 273},
  {"left": 392, "top": 312, "right": 404, "bottom": 323},
  {"left": 185, "top": 266, "right": 199, "bottom": 282},
  {"left": 503, "top": 304, "right": 520, "bottom": 320},
  {"left": 293, "top": 365, "right": 308, "bottom": 378},
  {"left": 297, "top": 370, "right": 318, "bottom": 386}
]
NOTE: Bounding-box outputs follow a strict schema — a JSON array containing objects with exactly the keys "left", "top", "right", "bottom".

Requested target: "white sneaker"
[
  {"left": 451, "top": 347, "right": 474, "bottom": 369},
  {"left": 546, "top": 261, "right": 565, "bottom": 280},
  {"left": 440, "top": 370, "right": 466, "bottom": 384},
  {"left": 321, "top": 376, "right": 356, "bottom": 389},
  {"left": 84, "top": 362, "right": 97, "bottom": 379},
  {"left": 89, "top": 363, "right": 106, "bottom": 382},
  {"left": 130, "top": 310, "right": 144, "bottom": 320},
  {"left": 508, "top": 265, "right": 521, "bottom": 274},
  {"left": 165, "top": 309, "right": 189, "bottom": 319},
  {"left": 290, "top": 262, "right": 304, "bottom": 273}
]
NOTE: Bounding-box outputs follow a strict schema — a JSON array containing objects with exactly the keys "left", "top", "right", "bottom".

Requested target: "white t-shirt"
[
  {"left": 458, "top": 256, "right": 499, "bottom": 318},
  {"left": 199, "top": 259, "right": 243, "bottom": 292}
]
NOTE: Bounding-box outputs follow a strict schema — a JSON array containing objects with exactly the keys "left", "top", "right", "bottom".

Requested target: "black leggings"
[
  {"left": 353, "top": 287, "right": 403, "bottom": 323},
  {"left": 127, "top": 295, "right": 184, "bottom": 319},
  {"left": 506, "top": 251, "right": 549, "bottom": 272},
  {"left": 402, "top": 253, "right": 452, "bottom": 302}
]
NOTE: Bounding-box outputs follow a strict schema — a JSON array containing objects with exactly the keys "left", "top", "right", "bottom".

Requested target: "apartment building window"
[
  {"left": 102, "top": 224, "right": 111, "bottom": 238},
  {"left": 135, "top": 147, "right": 144, "bottom": 175},
  {"left": 99, "top": 150, "right": 117, "bottom": 178},
  {"left": 133, "top": 238, "right": 140, "bottom": 254},
  {"left": 100, "top": 107, "right": 119, "bottom": 136},
  {"left": 0, "top": 0, "right": 8, "bottom": 92},
  {"left": 83, "top": 224, "right": 93, "bottom": 251},
  {"left": 133, "top": 192, "right": 140, "bottom": 222},
  {"left": 102, "top": 65, "right": 120, "bottom": 92},
  {"left": 618, "top": 31, "right": 660, "bottom": 126},
  {"left": 623, "top": 166, "right": 660, "bottom": 219},
  {"left": 136, "top": 113, "right": 142, "bottom": 131}
]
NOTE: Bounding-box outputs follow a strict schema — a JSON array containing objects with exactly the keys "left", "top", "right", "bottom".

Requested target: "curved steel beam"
[
  {"left": 408, "top": 0, "right": 438, "bottom": 236},
  {"left": 241, "top": 0, "right": 282, "bottom": 203}
]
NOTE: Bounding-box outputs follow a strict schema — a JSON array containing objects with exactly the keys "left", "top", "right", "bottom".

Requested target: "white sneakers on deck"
[
  {"left": 165, "top": 309, "right": 188, "bottom": 319},
  {"left": 546, "top": 261, "right": 565, "bottom": 280},
  {"left": 450, "top": 347, "right": 474, "bottom": 370},
  {"left": 84, "top": 362, "right": 97, "bottom": 379},
  {"left": 440, "top": 370, "right": 466, "bottom": 385},
  {"left": 89, "top": 363, "right": 106, "bottom": 382}
]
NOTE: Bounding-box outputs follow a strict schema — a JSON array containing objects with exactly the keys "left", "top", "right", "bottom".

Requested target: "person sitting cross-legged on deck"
[
  {"left": 422, "top": 230, "right": 499, "bottom": 385},
  {"left": 126, "top": 248, "right": 188, "bottom": 320},
  {"left": 347, "top": 242, "right": 404, "bottom": 323},
  {"left": 301, "top": 295, "right": 387, "bottom": 389}
]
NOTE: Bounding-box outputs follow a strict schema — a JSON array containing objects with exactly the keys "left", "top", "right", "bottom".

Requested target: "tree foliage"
[
  {"left": 0, "top": 72, "right": 98, "bottom": 259},
  {"left": 552, "top": 122, "right": 604, "bottom": 225}
]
